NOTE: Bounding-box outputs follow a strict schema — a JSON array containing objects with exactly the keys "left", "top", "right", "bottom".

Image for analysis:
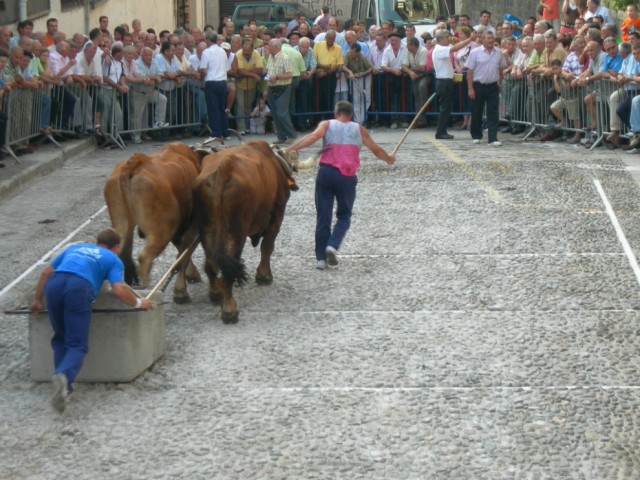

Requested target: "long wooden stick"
[
  {"left": 391, "top": 92, "right": 437, "bottom": 157},
  {"left": 145, "top": 236, "right": 199, "bottom": 300}
]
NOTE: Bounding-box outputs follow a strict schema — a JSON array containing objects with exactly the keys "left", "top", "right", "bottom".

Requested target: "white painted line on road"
[
  {"left": 593, "top": 178, "right": 640, "bottom": 287},
  {"left": 0, "top": 205, "right": 107, "bottom": 299},
  {"left": 213, "top": 386, "right": 640, "bottom": 392}
]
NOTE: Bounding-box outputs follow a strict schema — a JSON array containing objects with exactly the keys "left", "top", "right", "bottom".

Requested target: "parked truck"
[{"left": 295, "top": 0, "right": 453, "bottom": 34}]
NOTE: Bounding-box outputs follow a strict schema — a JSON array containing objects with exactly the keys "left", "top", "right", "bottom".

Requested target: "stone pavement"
[{"left": 1, "top": 129, "right": 640, "bottom": 479}]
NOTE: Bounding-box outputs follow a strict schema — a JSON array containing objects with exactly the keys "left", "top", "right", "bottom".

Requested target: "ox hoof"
[
  {"left": 255, "top": 274, "right": 273, "bottom": 286},
  {"left": 222, "top": 312, "right": 239, "bottom": 324},
  {"left": 173, "top": 293, "right": 191, "bottom": 304}
]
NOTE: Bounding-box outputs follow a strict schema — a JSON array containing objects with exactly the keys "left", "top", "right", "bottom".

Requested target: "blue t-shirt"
[
  {"left": 601, "top": 53, "right": 623, "bottom": 73},
  {"left": 51, "top": 243, "right": 124, "bottom": 295}
]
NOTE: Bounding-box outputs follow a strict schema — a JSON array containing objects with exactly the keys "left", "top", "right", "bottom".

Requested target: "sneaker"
[
  {"left": 489, "top": 141, "right": 502, "bottom": 146},
  {"left": 130, "top": 137, "right": 142, "bottom": 145},
  {"left": 390, "top": 123, "right": 398, "bottom": 129},
  {"left": 400, "top": 122, "right": 409, "bottom": 128},
  {"left": 472, "top": 139, "right": 481, "bottom": 144},
  {"left": 626, "top": 148, "right": 639, "bottom": 154},
  {"left": 154, "top": 121, "right": 170, "bottom": 128},
  {"left": 273, "top": 138, "right": 287, "bottom": 145},
  {"left": 316, "top": 260, "right": 326, "bottom": 270},
  {"left": 51, "top": 373, "right": 68, "bottom": 413},
  {"left": 325, "top": 246, "right": 338, "bottom": 266}
]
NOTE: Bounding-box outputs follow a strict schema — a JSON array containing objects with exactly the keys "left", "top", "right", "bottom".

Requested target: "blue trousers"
[
  {"left": 314, "top": 164, "right": 357, "bottom": 260},
  {"left": 204, "top": 80, "right": 229, "bottom": 138},
  {"left": 45, "top": 272, "right": 95, "bottom": 384}
]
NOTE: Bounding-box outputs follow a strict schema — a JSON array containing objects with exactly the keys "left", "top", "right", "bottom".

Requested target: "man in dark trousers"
[
  {"left": 432, "top": 29, "right": 476, "bottom": 139},
  {"left": 30, "top": 228, "right": 152, "bottom": 413},
  {"left": 466, "top": 31, "right": 507, "bottom": 146},
  {"left": 283, "top": 101, "right": 395, "bottom": 269}
]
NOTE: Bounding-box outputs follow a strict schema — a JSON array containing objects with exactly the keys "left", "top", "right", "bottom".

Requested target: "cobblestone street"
[{"left": 1, "top": 131, "right": 639, "bottom": 479}]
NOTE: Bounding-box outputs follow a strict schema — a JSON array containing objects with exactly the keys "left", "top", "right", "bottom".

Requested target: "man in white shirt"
[
  {"left": 49, "top": 41, "right": 78, "bottom": 130},
  {"left": 431, "top": 29, "right": 475, "bottom": 139},
  {"left": 401, "top": 37, "right": 428, "bottom": 128},
  {"left": 75, "top": 42, "right": 104, "bottom": 132},
  {"left": 199, "top": 31, "right": 229, "bottom": 139},
  {"left": 380, "top": 32, "right": 407, "bottom": 129},
  {"left": 101, "top": 43, "right": 128, "bottom": 135}
]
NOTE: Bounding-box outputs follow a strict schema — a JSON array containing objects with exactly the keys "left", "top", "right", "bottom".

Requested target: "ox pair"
[{"left": 104, "top": 141, "right": 303, "bottom": 323}]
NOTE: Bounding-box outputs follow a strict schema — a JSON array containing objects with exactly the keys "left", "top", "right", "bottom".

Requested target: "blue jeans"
[
  {"left": 314, "top": 164, "right": 357, "bottom": 260},
  {"left": 204, "top": 80, "right": 229, "bottom": 138},
  {"left": 41, "top": 93, "right": 52, "bottom": 130},
  {"left": 45, "top": 272, "right": 95, "bottom": 384}
]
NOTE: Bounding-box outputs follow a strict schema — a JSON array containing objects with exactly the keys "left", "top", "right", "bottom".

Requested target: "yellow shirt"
[
  {"left": 313, "top": 41, "right": 344, "bottom": 68},
  {"left": 236, "top": 50, "right": 264, "bottom": 91}
]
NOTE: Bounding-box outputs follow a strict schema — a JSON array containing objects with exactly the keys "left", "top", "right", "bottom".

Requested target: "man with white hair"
[
  {"left": 266, "top": 38, "right": 297, "bottom": 144},
  {"left": 294, "top": 36, "right": 316, "bottom": 131},
  {"left": 132, "top": 46, "right": 169, "bottom": 139}
]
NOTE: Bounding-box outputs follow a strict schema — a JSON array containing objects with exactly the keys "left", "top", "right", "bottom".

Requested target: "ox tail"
[
  {"left": 116, "top": 154, "right": 147, "bottom": 285},
  {"left": 201, "top": 161, "right": 249, "bottom": 288},
  {"left": 215, "top": 251, "right": 249, "bottom": 287}
]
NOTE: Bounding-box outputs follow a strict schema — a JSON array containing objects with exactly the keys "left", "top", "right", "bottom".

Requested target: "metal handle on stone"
[
  {"left": 145, "top": 236, "right": 199, "bottom": 300},
  {"left": 391, "top": 92, "right": 437, "bottom": 157}
]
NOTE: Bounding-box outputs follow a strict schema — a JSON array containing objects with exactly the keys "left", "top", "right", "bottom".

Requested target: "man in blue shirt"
[{"left": 30, "top": 228, "right": 152, "bottom": 413}]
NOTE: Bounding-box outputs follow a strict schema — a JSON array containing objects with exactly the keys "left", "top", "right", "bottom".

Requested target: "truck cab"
[{"left": 351, "top": 0, "right": 446, "bottom": 35}]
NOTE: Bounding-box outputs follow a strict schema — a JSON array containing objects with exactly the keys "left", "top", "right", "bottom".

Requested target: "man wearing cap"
[
  {"left": 221, "top": 41, "right": 238, "bottom": 121},
  {"left": 381, "top": 32, "right": 408, "bottom": 129},
  {"left": 288, "top": 30, "right": 301, "bottom": 48}
]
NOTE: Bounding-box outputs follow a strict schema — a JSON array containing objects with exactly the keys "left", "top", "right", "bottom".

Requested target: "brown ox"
[
  {"left": 193, "top": 140, "right": 298, "bottom": 323},
  {"left": 104, "top": 142, "right": 202, "bottom": 302}
]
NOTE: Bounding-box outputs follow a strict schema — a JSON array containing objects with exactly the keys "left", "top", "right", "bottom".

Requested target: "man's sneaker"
[
  {"left": 472, "top": 139, "right": 481, "bottom": 144},
  {"left": 51, "top": 373, "right": 68, "bottom": 413},
  {"left": 325, "top": 246, "right": 338, "bottom": 266},
  {"left": 390, "top": 123, "right": 398, "bottom": 129},
  {"left": 316, "top": 260, "right": 326, "bottom": 270},
  {"left": 273, "top": 138, "right": 287, "bottom": 145},
  {"left": 489, "top": 141, "right": 502, "bottom": 146},
  {"left": 154, "top": 121, "right": 169, "bottom": 128},
  {"left": 400, "top": 122, "right": 409, "bottom": 128}
]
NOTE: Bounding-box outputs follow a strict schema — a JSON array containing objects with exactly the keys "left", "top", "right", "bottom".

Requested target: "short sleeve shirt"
[{"left": 51, "top": 243, "right": 124, "bottom": 295}]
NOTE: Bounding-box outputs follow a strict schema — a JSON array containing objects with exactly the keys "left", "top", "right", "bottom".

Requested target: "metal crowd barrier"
[
  {"left": 116, "top": 79, "right": 209, "bottom": 147},
  {"left": 2, "top": 87, "right": 60, "bottom": 163},
  {"left": 225, "top": 71, "right": 475, "bottom": 132}
]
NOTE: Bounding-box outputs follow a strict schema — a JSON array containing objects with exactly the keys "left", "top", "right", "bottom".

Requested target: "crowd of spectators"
[{"left": 2, "top": 0, "right": 640, "bottom": 162}]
